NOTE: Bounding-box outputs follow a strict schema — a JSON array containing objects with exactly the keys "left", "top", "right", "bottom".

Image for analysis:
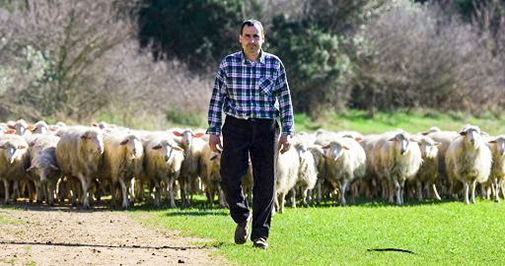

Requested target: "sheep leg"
[
  {"left": 280, "top": 193, "right": 286, "bottom": 214},
  {"left": 77, "top": 174, "right": 91, "bottom": 208},
  {"left": 290, "top": 188, "right": 296, "bottom": 208},
  {"left": 463, "top": 182, "right": 470, "bottom": 204},
  {"left": 119, "top": 178, "right": 129, "bottom": 209},
  {"left": 3, "top": 179, "right": 10, "bottom": 204},
  {"left": 500, "top": 181, "right": 505, "bottom": 201},
  {"left": 471, "top": 180, "right": 477, "bottom": 204},
  {"left": 416, "top": 180, "right": 423, "bottom": 201},
  {"left": 316, "top": 178, "right": 322, "bottom": 205},
  {"left": 394, "top": 179, "right": 403, "bottom": 206},
  {"left": 12, "top": 180, "right": 20, "bottom": 202},
  {"left": 340, "top": 181, "right": 348, "bottom": 206},
  {"left": 493, "top": 178, "right": 500, "bottom": 202},
  {"left": 168, "top": 176, "right": 176, "bottom": 208},
  {"left": 47, "top": 178, "right": 56, "bottom": 206},
  {"left": 432, "top": 184, "right": 442, "bottom": 200}
]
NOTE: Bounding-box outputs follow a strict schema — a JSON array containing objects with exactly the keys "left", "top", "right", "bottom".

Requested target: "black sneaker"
[
  {"left": 234, "top": 215, "right": 251, "bottom": 244},
  {"left": 253, "top": 237, "right": 268, "bottom": 249}
]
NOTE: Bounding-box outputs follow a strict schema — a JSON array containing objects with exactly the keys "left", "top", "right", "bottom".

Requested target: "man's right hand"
[{"left": 209, "top": 134, "right": 223, "bottom": 153}]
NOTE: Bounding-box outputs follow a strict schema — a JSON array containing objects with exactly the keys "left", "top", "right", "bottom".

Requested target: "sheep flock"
[{"left": 0, "top": 119, "right": 503, "bottom": 211}]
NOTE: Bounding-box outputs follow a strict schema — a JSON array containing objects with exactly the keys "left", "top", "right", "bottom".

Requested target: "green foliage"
[
  {"left": 165, "top": 109, "right": 206, "bottom": 128},
  {"left": 270, "top": 16, "right": 352, "bottom": 117},
  {"left": 137, "top": 0, "right": 262, "bottom": 72},
  {"left": 131, "top": 199, "right": 505, "bottom": 265}
]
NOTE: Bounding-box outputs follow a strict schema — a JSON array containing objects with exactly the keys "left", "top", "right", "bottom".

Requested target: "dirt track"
[{"left": 0, "top": 203, "right": 229, "bottom": 265}]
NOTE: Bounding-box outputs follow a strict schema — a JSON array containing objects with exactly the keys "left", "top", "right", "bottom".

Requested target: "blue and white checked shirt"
[{"left": 207, "top": 50, "right": 294, "bottom": 136}]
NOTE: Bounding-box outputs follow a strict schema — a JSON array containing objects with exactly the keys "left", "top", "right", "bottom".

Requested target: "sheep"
[
  {"left": 26, "top": 134, "right": 61, "bottom": 205},
  {"left": 7, "top": 119, "right": 31, "bottom": 137},
  {"left": 199, "top": 142, "right": 226, "bottom": 207},
  {"left": 142, "top": 131, "right": 184, "bottom": 207},
  {"left": 55, "top": 126, "right": 104, "bottom": 208},
  {"left": 318, "top": 136, "right": 367, "bottom": 206},
  {"left": 422, "top": 129, "right": 459, "bottom": 198},
  {"left": 101, "top": 131, "right": 144, "bottom": 209},
  {"left": 372, "top": 130, "right": 423, "bottom": 205},
  {"left": 292, "top": 133, "right": 319, "bottom": 206},
  {"left": 483, "top": 135, "right": 505, "bottom": 202},
  {"left": 445, "top": 125, "right": 492, "bottom": 204},
  {"left": 0, "top": 134, "right": 30, "bottom": 204},
  {"left": 170, "top": 128, "right": 206, "bottom": 206},
  {"left": 411, "top": 135, "right": 441, "bottom": 201},
  {"left": 274, "top": 145, "right": 300, "bottom": 214},
  {"left": 27, "top": 120, "right": 50, "bottom": 134}
]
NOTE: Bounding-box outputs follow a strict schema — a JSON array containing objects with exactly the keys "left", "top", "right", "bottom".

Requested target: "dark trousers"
[{"left": 220, "top": 115, "right": 279, "bottom": 241}]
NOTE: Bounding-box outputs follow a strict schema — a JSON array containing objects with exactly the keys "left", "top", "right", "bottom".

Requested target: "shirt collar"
[{"left": 240, "top": 49, "right": 266, "bottom": 65}]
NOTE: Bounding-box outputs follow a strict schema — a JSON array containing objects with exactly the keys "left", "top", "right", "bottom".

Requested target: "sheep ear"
[
  {"left": 7, "top": 124, "right": 15, "bottom": 129},
  {"left": 172, "top": 131, "right": 183, "bottom": 137},
  {"left": 355, "top": 137, "right": 363, "bottom": 142},
  {"left": 342, "top": 145, "right": 350, "bottom": 150},
  {"left": 80, "top": 134, "right": 89, "bottom": 140},
  {"left": 490, "top": 139, "right": 497, "bottom": 144},
  {"left": 194, "top": 133, "right": 205, "bottom": 138},
  {"left": 91, "top": 122, "right": 99, "bottom": 127},
  {"left": 322, "top": 144, "right": 331, "bottom": 150},
  {"left": 6, "top": 129, "right": 16, "bottom": 134},
  {"left": 17, "top": 145, "right": 27, "bottom": 150},
  {"left": 0, "top": 145, "right": 6, "bottom": 149},
  {"left": 27, "top": 125, "right": 36, "bottom": 132},
  {"left": 409, "top": 138, "right": 417, "bottom": 143},
  {"left": 459, "top": 131, "right": 467, "bottom": 136},
  {"left": 388, "top": 137, "right": 395, "bottom": 141},
  {"left": 152, "top": 144, "right": 162, "bottom": 150},
  {"left": 173, "top": 146, "right": 184, "bottom": 151},
  {"left": 120, "top": 139, "right": 129, "bottom": 145}
]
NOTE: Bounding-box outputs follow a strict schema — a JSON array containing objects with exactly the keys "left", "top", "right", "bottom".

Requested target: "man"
[{"left": 206, "top": 19, "right": 294, "bottom": 249}]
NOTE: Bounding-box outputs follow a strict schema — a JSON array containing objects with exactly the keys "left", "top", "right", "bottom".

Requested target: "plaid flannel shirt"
[{"left": 207, "top": 50, "right": 294, "bottom": 136}]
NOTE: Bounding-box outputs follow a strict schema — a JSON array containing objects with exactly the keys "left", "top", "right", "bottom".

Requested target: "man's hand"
[
  {"left": 209, "top": 134, "right": 223, "bottom": 153},
  {"left": 279, "top": 134, "right": 291, "bottom": 154}
]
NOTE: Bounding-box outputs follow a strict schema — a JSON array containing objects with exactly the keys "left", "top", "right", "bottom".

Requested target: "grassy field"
[
  {"left": 130, "top": 198, "right": 505, "bottom": 265},
  {"left": 294, "top": 109, "right": 505, "bottom": 135}
]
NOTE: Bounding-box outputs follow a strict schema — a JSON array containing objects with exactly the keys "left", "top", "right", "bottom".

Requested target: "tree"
[
  {"left": 0, "top": 0, "right": 137, "bottom": 120},
  {"left": 137, "top": 0, "right": 262, "bottom": 72}
]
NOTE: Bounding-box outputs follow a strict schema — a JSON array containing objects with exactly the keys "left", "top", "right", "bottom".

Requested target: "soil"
[{"left": 0, "top": 202, "right": 230, "bottom": 266}]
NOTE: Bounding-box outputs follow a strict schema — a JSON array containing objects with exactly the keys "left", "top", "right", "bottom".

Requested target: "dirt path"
[{"left": 0, "top": 203, "right": 230, "bottom": 266}]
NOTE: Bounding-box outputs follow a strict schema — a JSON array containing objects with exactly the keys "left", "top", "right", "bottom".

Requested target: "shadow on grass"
[{"left": 308, "top": 197, "right": 460, "bottom": 208}]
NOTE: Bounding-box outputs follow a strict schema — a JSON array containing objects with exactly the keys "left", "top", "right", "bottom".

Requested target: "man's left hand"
[{"left": 279, "top": 134, "right": 291, "bottom": 154}]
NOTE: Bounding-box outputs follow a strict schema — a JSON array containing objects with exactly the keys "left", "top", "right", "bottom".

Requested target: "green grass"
[
  {"left": 130, "top": 198, "right": 505, "bottom": 265},
  {"left": 295, "top": 109, "right": 505, "bottom": 135}
]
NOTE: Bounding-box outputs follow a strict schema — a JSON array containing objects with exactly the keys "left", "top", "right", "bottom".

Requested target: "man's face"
[{"left": 239, "top": 24, "right": 264, "bottom": 57}]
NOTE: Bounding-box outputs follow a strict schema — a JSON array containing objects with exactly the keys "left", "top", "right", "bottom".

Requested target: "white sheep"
[
  {"left": 101, "top": 131, "right": 144, "bottom": 209},
  {"left": 275, "top": 145, "right": 300, "bottom": 214},
  {"left": 319, "top": 136, "right": 367, "bottom": 206},
  {"left": 142, "top": 131, "right": 184, "bottom": 207},
  {"left": 482, "top": 135, "right": 505, "bottom": 202},
  {"left": 373, "top": 130, "right": 423, "bottom": 205},
  {"left": 412, "top": 135, "right": 441, "bottom": 201},
  {"left": 199, "top": 142, "right": 226, "bottom": 207},
  {"left": 445, "top": 125, "right": 492, "bottom": 204},
  {"left": 7, "top": 119, "right": 31, "bottom": 137},
  {"left": 26, "top": 134, "right": 61, "bottom": 205},
  {"left": 0, "top": 134, "right": 30, "bottom": 204},
  {"left": 422, "top": 129, "right": 459, "bottom": 198},
  {"left": 55, "top": 126, "right": 104, "bottom": 208},
  {"left": 292, "top": 133, "right": 319, "bottom": 206},
  {"left": 171, "top": 128, "right": 206, "bottom": 206}
]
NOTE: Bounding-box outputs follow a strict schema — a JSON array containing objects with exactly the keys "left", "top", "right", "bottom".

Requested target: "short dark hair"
[{"left": 240, "top": 19, "right": 264, "bottom": 36}]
